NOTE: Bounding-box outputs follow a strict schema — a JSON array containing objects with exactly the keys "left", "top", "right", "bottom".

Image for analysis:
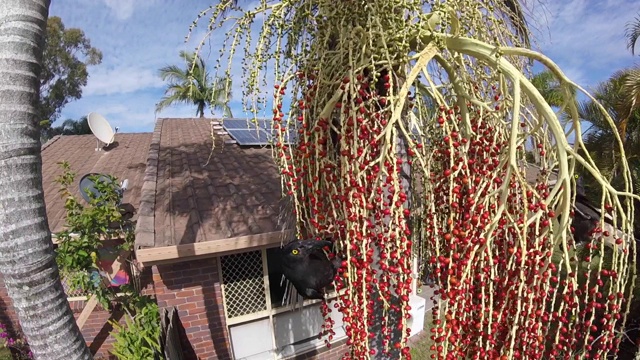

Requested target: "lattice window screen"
[
  {"left": 220, "top": 250, "right": 268, "bottom": 318},
  {"left": 61, "top": 271, "right": 90, "bottom": 297}
]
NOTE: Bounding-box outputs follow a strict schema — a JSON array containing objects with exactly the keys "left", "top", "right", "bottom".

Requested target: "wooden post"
[{"left": 75, "top": 294, "right": 98, "bottom": 330}]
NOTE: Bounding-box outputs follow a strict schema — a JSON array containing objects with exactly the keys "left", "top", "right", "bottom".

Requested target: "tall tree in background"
[
  {"left": 156, "top": 51, "right": 233, "bottom": 118},
  {"left": 528, "top": 69, "right": 578, "bottom": 162},
  {"left": 41, "top": 116, "right": 92, "bottom": 142},
  {"left": 0, "top": 1, "right": 92, "bottom": 359},
  {"left": 611, "top": 14, "right": 640, "bottom": 147},
  {"left": 530, "top": 69, "right": 577, "bottom": 109},
  {"left": 39, "top": 16, "right": 102, "bottom": 128}
]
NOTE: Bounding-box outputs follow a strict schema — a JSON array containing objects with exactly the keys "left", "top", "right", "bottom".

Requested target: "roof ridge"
[
  {"left": 41, "top": 135, "right": 61, "bottom": 151},
  {"left": 134, "top": 118, "right": 164, "bottom": 249}
]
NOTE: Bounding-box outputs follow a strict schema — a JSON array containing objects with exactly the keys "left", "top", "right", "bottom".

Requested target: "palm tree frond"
[
  {"left": 156, "top": 51, "right": 233, "bottom": 117},
  {"left": 626, "top": 13, "right": 640, "bottom": 56},
  {"left": 501, "top": 0, "right": 530, "bottom": 48}
]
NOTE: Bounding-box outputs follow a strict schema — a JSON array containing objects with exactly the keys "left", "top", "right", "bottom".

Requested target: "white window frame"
[{"left": 218, "top": 245, "right": 346, "bottom": 359}]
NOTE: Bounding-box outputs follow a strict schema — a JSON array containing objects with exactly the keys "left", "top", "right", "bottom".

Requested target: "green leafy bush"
[
  {"left": 53, "top": 161, "right": 134, "bottom": 310},
  {"left": 52, "top": 162, "right": 162, "bottom": 359},
  {"left": 110, "top": 298, "right": 162, "bottom": 360}
]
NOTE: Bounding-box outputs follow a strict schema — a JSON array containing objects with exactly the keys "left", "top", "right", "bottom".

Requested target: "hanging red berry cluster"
[
  {"left": 197, "top": 0, "right": 638, "bottom": 358},
  {"left": 272, "top": 70, "right": 415, "bottom": 358},
  {"left": 415, "top": 92, "right": 633, "bottom": 359}
]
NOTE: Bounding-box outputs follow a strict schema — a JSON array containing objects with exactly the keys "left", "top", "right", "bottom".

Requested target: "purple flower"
[{"left": 0, "top": 332, "right": 7, "bottom": 339}]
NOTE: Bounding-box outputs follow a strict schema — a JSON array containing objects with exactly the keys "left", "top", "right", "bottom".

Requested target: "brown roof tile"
[
  {"left": 41, "top": 133, "right": 153, "bottom": 234},
  {"left": 137, "top": 118, "right": 283, "bottom": 248}
]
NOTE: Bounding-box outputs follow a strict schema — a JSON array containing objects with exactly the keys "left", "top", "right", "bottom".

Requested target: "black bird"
[{"left": 279, "top": 239, "right": 342, "bottom": 300}]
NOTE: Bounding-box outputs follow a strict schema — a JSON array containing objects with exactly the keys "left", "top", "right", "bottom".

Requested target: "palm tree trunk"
[
  {"left": 197, "top": 102, "right": 205, "bottom": 118},
  {"left": 0, "top": 1, "right": 92, "bottom": 359}
]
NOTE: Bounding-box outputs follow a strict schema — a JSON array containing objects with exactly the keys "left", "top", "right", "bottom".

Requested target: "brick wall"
[
  {"left": 70, "top": 300, "right": 122, "bottom": 360},
  {"left": 0, "top": 274, "right": 20, "bottom": 338},
  {"left": 151, "top": 256, "right": 357, "bottom": 360},
  {"left": 152, "top": 257, "right": 232, "bottom": 360}
]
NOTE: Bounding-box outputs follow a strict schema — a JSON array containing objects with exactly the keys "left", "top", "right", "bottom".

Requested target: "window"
[
  {"left": 266, "top": 247, "right": 288, "bottom": 309},
  {"left": 219, "top": 250, "right": 268, "bottom": 318},
  {"left": 219, "top": 246, "right": 346, "bottom": 360}
]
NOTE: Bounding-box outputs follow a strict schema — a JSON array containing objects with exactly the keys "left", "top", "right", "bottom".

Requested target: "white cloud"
[
  {"left": 102, "top": 0, "right": 135, "bottom": 20},
  {"left": 102, "top": 0, "right": 159, "bottom": 21},
  {"left": 51, "top": 0, "right": 640, "bottom": 133},
  {"left": 531, "top": 0, "right": 639, "bottom": 87},
  {"left": 84, "top": 67, "right": 163, "bottom": 96}
]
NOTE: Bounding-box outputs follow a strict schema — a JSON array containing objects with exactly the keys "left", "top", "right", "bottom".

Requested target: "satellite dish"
[
  {"left": 78, "top": 173, "right": 128, "bottom": 206},
  {"left": 87, "top": 112, "right": 117, "bottom": 151}
]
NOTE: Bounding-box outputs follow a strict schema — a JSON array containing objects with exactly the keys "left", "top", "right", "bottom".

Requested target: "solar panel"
[
  {"left": 226, "top": 128, "right": 272, "bottom": 146},
  {"left": 264, "top": 127, "right": 298, "bottom": 144},
  {"left": 221, "top": 119, "right": 259, "bottom": 130},
  {"left": 221, "top": 118, "right": 298, "bottom": 145},
  {"left": 255, "top": 119, "right": 271, "bottom": 129},
  {"left": 220, "top": 118, "right": 273, "bottom": 130}
]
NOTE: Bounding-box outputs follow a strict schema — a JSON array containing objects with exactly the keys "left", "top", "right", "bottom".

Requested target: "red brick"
[
  {"left": 176, "top": 289, "right": 195, "bottom": 298},
  {"left": 185, "top": 295, "right": 201, "bottom": 303},
  {"left": 156, "top": 293, "right": 176, "bottom": 301},
  {"left": 164, "top": 298, "right": 187, "bottom": 306},
  {"left": 189, "top": 319, "right": 209, "bottom": 327}
]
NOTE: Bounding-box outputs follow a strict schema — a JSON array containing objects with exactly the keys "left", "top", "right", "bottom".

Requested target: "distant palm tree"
[
  {"left": 609, "top": 66, "right": 640, "bottom": 146},
  {"left": 618, "top": 15, "right": 640, "bottom": 145},
  {"left": 626, "top": 12, "right": 640, "bottom": 56},
  {"left": 527, "top": 70, "right": 578, "bottom": 163},
  {"left": 578, "top": 71, "right": 640, "bottom": 173},
  {"left": 530, "top": 69, "right": 575, "bottom": 107},
  {"left": 156, "top": 51, "right": 233, "bottom": 118}
]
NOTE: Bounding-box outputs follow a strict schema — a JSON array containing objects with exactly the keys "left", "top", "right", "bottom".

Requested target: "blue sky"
[{"left": 50, "top": 0, "right": 640, "bottom": 133}]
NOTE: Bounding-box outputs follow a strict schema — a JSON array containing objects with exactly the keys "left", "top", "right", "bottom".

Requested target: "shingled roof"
[
  {"left": 135, "top": 118, "right": 284, "bottom": 250},
  {"left": 41, "top": 133, "right": 153, "bottom": 234},
  {"left": 41, "top": 123, "right": 559, "bottom": 259}
]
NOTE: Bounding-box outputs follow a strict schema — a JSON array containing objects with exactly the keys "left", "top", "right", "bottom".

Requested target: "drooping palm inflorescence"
[{"left": 197, "top": 1, "right": 637, "bottom": 359}]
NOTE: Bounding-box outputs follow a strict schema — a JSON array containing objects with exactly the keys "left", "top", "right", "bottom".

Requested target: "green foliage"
[
  {"left": 156, "top": 50, "right": 233, "bottom": 118},
  {"left": 53, "top": 161, "right": 133, "bottom": 310},
  {"left": 39, "top": 16, "right": 102, "bottom": 128},
  {"left": 626, "top": 12, "right": 640, "bottom": 56},
  {"left": 530, "top": 69, "right": 578, "bottom": 120},
  {"left": 109, "top": 300, "right": 162, "bottom": 360},
  {"left": 572, "top": 71, "right": 640, "bottom": 237},
  {"left": 42, "top": 116, "right": 93, "bottom": 141},
  {"left": 54, "top": 162, "right": 162, "bottom": 358}
]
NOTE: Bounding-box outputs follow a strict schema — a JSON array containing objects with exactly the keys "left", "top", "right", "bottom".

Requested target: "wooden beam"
[
  {"left": 51, "top": 232, "right": 124, "bottom": 245},
  {"left": 76, "top": 294, "right": 99, "bottom": 330},
  {"left": 135, "top": 230, "right": 295, "bottom": 266}
]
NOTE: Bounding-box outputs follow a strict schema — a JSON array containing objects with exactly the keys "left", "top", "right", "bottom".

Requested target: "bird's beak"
[{"left": 300, "top": 239, "right": 333, "bottom": 251}]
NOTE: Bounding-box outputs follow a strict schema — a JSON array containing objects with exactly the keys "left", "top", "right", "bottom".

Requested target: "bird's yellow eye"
[
  {"left": 292, "top": 249, "right": 299, "bottom": 255},
  {"left": 574, "top": 174, "right": 579, "bottom": 179}
]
